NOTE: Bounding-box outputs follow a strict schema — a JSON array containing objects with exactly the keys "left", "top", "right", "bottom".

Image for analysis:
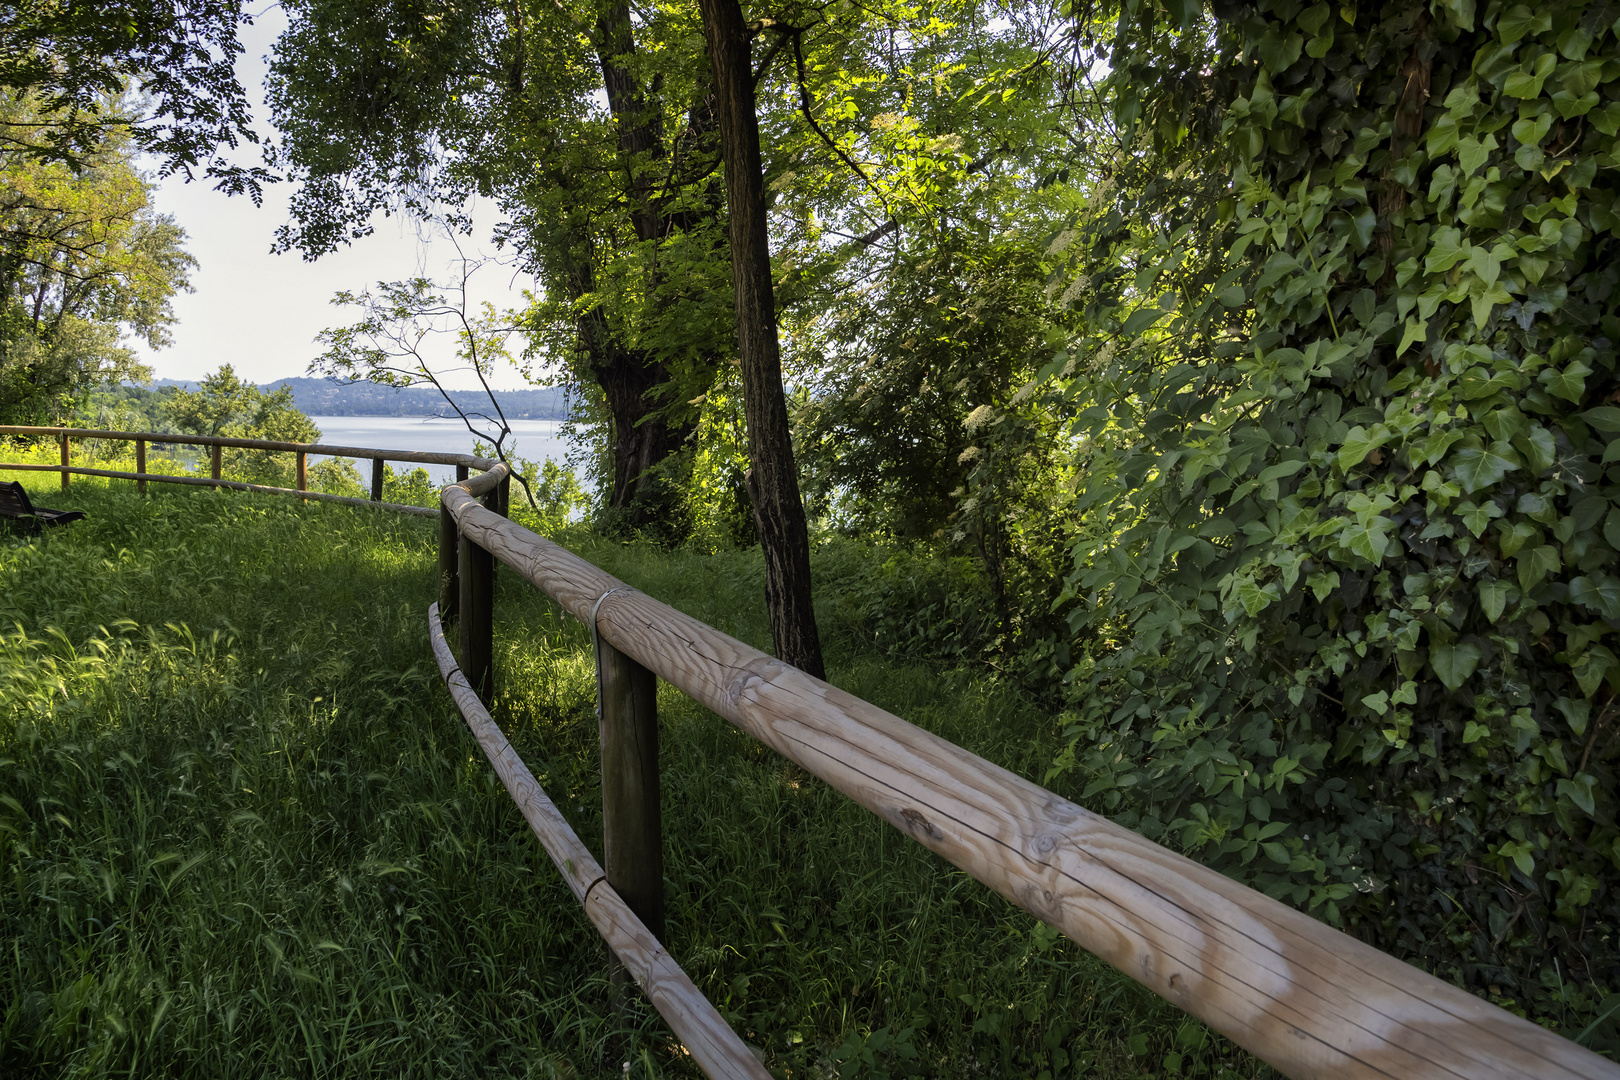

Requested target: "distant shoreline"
[{"left": 150, "top": 377, "right": 571, "bottom": 421}]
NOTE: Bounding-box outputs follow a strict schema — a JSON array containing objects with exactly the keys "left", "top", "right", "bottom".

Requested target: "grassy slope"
[{"left": 0, "top": 475, "right": 1268, "bottom": 1079}]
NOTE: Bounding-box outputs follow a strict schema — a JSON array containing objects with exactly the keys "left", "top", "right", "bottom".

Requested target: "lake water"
[{"left": 306, "top": 416, "right": 571, "bottom": 486}]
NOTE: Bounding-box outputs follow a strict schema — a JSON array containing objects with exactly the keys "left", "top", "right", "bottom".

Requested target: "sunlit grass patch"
[{"left": 1, "top": 484, "right": 1271, "bottom": 1078}]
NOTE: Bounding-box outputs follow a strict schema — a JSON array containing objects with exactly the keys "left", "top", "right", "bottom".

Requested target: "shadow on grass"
[{"left": 0, "top": 483, "right": 1272, "bottom": 1079}]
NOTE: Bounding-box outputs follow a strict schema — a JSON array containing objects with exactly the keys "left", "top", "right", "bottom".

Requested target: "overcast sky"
[{"left": 134, "top": 7, "right": 536, "bottom": 391}]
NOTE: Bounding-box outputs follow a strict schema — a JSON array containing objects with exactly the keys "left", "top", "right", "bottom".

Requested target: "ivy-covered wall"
[{"left": 1053, "top": 0, "right": 1620, "bottom": 1029}]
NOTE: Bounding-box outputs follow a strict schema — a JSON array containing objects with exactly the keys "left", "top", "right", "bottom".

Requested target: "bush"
[{"left": 1047, "top": 0, "right": 1620, "bottom": 1036}]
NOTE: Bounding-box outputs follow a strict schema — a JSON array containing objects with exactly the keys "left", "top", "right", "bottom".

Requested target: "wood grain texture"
[
  {"left": 0, "top": 425, "right": 497, "bottom": 469},
  {"left": 598, "top": 637, "right": 664, "bottom": 949},
  {"left": 427, "top": 604, "right": 770, "bottom": 1080},
  {"left": 441, "top": 481, "right": 1620, "bottom": 1080},
  {"left": 459, "top": 525, "right": 494, "bottom": 701},
  {"left": 136, "top": 440, "right": 146, "bottom": 495},
  {"left": 438, "top": 508, "right": 460, "bottom": 626},
  {"left": 59, "top": 434, "right": 68, "bottom": 490}
]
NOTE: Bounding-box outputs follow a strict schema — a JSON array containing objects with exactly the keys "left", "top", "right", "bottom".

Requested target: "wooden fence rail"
[
  {"left": 9, "top": 427, "right": 1614, "bottom": 1079},
  {"left": 428, "top": 601, "right": 769, "bottom": 1080},
  {"left": 437, "top": 462, "right": 1619, "bottom": 1080},
  {"left": 0, "top": 425, "right": 496, "bottom": 516}
]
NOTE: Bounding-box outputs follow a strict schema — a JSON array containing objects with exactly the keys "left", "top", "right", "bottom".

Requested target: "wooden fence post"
[
  {"left": 371, "top": 457, "right": 384, "bottom": 502},
  {"left": 438, "top": 505, "right": 460, "bottom": 627},
  {"left": 458, "top": 522, "right": 493, "bottom": 701},
  {"left": 456, "top": 463, "right": 469, "bottom": 484},
  {"left": 59, "top": 433, "right": 68, "bottom": 490},
  {"left": 596, "top": 628, "right": 664, "bottom": 977},
  {"left": 136, "top": 439, "right": 146, "bottom": 495},
  {"left": 211, "top": 444, "right": 222, "bottom": 487},
  {"left": 297, "top": 452, "right": 307, "bottom": 499},
  {"left": 498, "top": 472, "right": 510, "bottom": 518}
]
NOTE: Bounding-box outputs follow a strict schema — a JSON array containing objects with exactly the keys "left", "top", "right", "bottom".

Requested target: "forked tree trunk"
[{"left": 696, "top": 0, "right": 825, "bottom": 679}]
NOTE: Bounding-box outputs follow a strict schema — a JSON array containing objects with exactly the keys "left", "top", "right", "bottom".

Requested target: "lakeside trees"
[
  {"left": 0, "top": 98, "right": 195, "bottom": 423},
  {"left": 0, "top": 0, "right": 262, "bottom": 424},
  {"left": 268, "top": 0, "right": 730, "bottom": 536},
  {"left": 11, "top": 0, "right": 1620, "bottom": 1041}
]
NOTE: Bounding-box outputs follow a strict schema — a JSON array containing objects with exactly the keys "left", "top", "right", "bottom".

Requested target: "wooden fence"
[
  {"left": 438, "top": 462, "right": 1619, "bottom": 1080},
  {"left": 0, "top": 425, "right": 495, "bottom": 517},
  {"left": 7, "top": 427, "right": 1617, "bottom": 1079}
]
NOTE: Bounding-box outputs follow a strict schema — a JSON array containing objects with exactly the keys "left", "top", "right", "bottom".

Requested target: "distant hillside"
[{"left": 152, "top": 378, "right": 570, "bottom": 419}]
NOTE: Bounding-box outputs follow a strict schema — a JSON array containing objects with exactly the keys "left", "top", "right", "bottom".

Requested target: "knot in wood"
[{"left": 899, "top": 807, "right": 942, "bottom": 840}]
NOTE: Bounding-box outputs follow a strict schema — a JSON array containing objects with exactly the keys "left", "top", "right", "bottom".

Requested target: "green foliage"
[
  {"left": 71, "top": 383, "right": 180, "bottom": 432},
  {"left": 1048, "top": 0, "right": 1620, "bottom": 1024},
  {"left": 509, "top": 457, "right": 589, "bottom": 534},
  {"left": 269, "top": 0, "right": 730, "bottom": 532},
  {"left": 775, "top": 1, "right": 1081, "bottom": 651},
  {"left": 0, "top": 0, "right": 266, "bottom": 194},
  {"left": 0, "top": 96, "right": 194, "bottom": 424},
  {"left": 797, "top": 238, "right": 1063, "bottom": 542},
  {"left": 0, "top": 479, "right": 1276, "bottom": 1077},
  {"left": 164, "top": 364, "right": 362, "bottom": 492}
]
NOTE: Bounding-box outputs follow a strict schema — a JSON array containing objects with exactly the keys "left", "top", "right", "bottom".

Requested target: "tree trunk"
[
  {"left": 566, "top": 262, "right": 695, "bottom": 539},
  {"left": 697, "top": 0, "right": 825, "bottom": 680}
]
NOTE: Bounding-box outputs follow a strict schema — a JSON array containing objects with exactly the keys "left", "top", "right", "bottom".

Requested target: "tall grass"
[{"left": 0, "top": 476, "right": 1270, "bottom": 1079}]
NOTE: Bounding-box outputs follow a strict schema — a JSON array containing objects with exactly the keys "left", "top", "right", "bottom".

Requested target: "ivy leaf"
[
  {"left": 1450, "top": 443, "right": 1520, "bottom": 492},
  {"left": 1479, "top": 578, "right": 1513, "bottom": 622},
  {"left": 1258, "top": 459, "right": 1307, "bottom": 483},
  {"left": 1514, "top": 424, "right": 1557, "bottom": 474},
  {"left": 1337, "top": 425, "right": 1384, "bottom": 470},
  {"left": 1454, "top": 499, "right": 1503, "bottom": 537},
  {"left": 1497, "top": 840, "right": 1536, "bottom": 877},
  {"left": 1458, "top": 134, "right": 1498, "bottom": 176},
  {"left": 1257, "top": 28, "right": 1303, "bottom": 73},
  {"left": 1237, "top": 578, "right": 1278, "bottom": 616},
  {"left": 1593, "top": 102, "right": 1620, "bottom": 136},
  {"left": 1569, "top": 575, "right": 1620, "bottom": 621},
  {"left": 1503, "top": 53, "right": 1557, "bottom": 99},
  {"left": 1539, "top": 360, "right": 1591, "bottom": 402},
  {"left": 1497, "top": 5, "right": 1551, "bottom": 44},
  {"left": 1574, "top": 645, "right": 1618, "bottom": 697},
  {"left": 1434, "top": 0, "right": 1475, "bottom": 31},
  {"left": 1583, "top": 406, "right": 1620, "bottom": 432},
  {"left": 1350, "top": 204, "right": 1377, "bottom": 249},
  {"left": 1605, "top": 508, "right": 1620, "bottom": 551},
  {"left": 1308, "top": 570, "right": 1340, "bottom": 601},
  {"left": 1498, "top": 519, "right": 1539, "bottom": 558},
  {"left": 1431, "top": 642, "right": 1483, "bottom": 690},
  {"left": 1397, "top": 316, "right": 1428, "bottom": 356},
  {"left": 1425, "top": 227, "right": 1467, "bottom": 273},
  {"left": 1163, "top": 0, "right": 1201, "bottom": 30},
  {"left": 1516, "top": 544, "right": 1561, "bottom": 592},
  {"left": 1470, "top": 280, "right": 1513, "bottom": 328},
  {"left": 1362, "top": 690, "right": 1390, "bottom": 715},
  {"left": 1557, "top": 774, "right": 1598, "bottom": 818},
  {"left": 1416, "top": 428, "right": 1465, "bottom": 466},
  {"left": 1341, "top": 517, "right": 1394, "bottom": 563}
]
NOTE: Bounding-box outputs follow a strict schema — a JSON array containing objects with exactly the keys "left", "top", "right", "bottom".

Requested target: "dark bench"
[{"left": 0, "top": 481, "right": 86, "bottom": 535}]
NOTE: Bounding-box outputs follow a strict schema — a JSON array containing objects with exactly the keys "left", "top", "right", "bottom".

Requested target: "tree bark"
[{"left": 697, "top": 0, "right": 825, "bottom": 679}]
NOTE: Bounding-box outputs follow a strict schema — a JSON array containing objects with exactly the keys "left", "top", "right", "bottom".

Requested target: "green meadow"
[{"left": 0, "top": 474, "right": 1272, "bottom": 1078}]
